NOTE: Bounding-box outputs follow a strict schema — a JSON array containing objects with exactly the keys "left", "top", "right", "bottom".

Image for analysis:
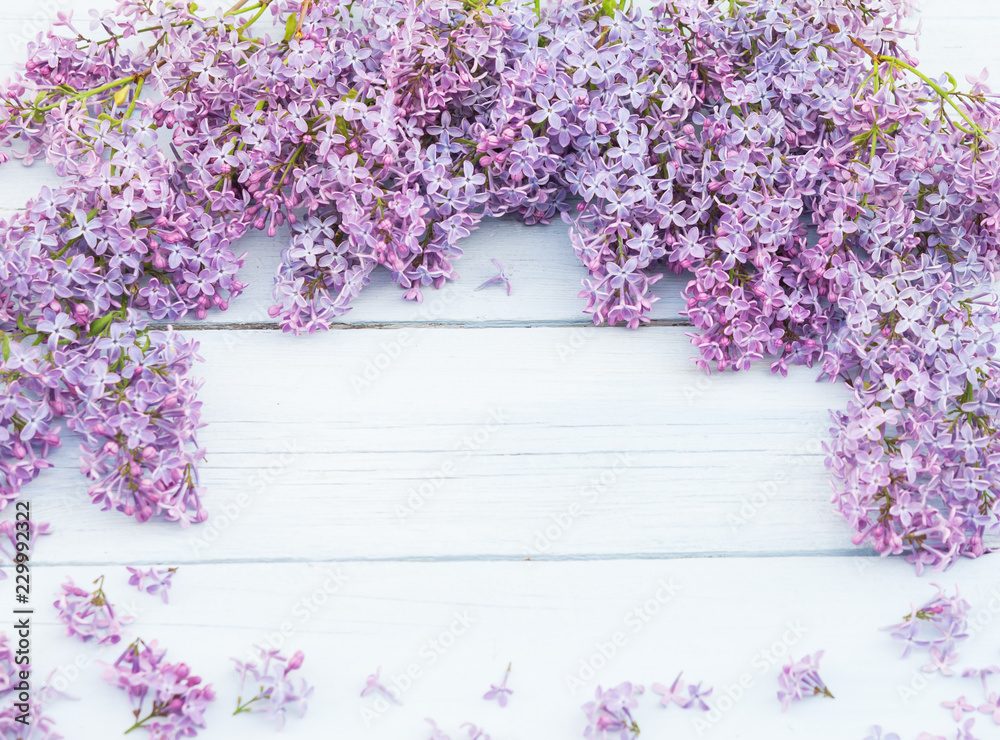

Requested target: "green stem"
[
  {"left": 879, "top": 55, "right": 983, "bottom": 136},
  {"left": 226, "top": 1, "right": 266, "bottom": 14},
  {"left": 278, "top": 143, "right": 306, "bottom": 187},
  {"left": 121, "top": 76, "right": 145, "bottom": 121},
  {"left": 234, "top": 695, "right": 263, "bottom": 714},
  {"left": 237, "top": 3, "right": 269, "bottom": 33},
  {"left": 124, "top": 714, "right": 154, "bottom": 734},
  {"left": 36, "top": 75, "right": 135, "bottom": 112}
]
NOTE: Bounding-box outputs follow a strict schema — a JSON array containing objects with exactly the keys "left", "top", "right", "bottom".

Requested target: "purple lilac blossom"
[
  {"left": 979, "top": 693, "right": 1000, "bottom": 724},
  {"left": 963, "top": 666, "right": 1000, "bottom": 695},
  {"left": 943, "top": 697, "right": 977, "bottom": 722},
  {"left": 462, "top": 723, "right": 491, "bottom": 740},
  {"left": 864, "top": 728, "right": 900, "bottom": 740},
  {"left": 475, "top": 259, "right": 513, "bottom": 296},
  {"left": 232, "top": 648, "right": 312, "bottom": 729},
  {"left": 127, "top": 566, "right": 176, "bottom": 603},
  {"left": 651, "top": 671, "right": 686, "bottom": 708},
  {"left": 581, "top": 682, "right": 643, "bottom": 739},
  {"left": 884, "top": 584, "right": 970, "bottom": 661},
  {"left": 53, "top": 575, "right": 129, "bottom": 644},
  {"left": 483, "top": 663, "right": 512, "bottom": 707},
  {"left": 426, "top": 718, "right": 452, "bottom": 740},
  {"left": 361, "top": 666, "right": 401, "bottom": 704},
  {"left": 777, "top": 651, "right": 833, "bottom": 712},
  {"left": 101, "top": 638, "right": 215, "bottom": 738}
]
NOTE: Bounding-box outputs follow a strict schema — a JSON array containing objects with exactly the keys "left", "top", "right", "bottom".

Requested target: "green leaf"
[
  {"left": 1, "top": 333, "right": 10, "bottom": 363},
  {"left": 15, "top": 315, "right": 30, "bottom": 334},
  {"left": 283, "top": 13, "right": 298, "bottom": 42},
  {"left": 88, "top": 313, "right": 115, "bottom": 337}
]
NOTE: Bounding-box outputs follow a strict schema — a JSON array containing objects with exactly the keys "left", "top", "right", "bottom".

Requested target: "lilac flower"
[
  {"left": 581, "top": 682, "right": 643, "bottom": 739},
  {"left": 943, "top": 697, "right": 977, "bottom": 722},
  {"left": 956, "top": 719, "right": 981, "bottom": 740},
  {"left": 426, "top": 718, "right": 452, "bottom": 740},
  {"left": 979, "top": 693, "right": 1000, "bottom": 724},
  {"left": 101, "top": 638, "right": 215, "bottom": 737},
  {"left": 923, "top": 645, "right": 960, "bottom": 677},
  {"left": 963, "top": 667, "right": 1000, "bottom": 696},
  {"left": 651, "top": 672, "right": 686, "bottom": 708},
  {"left": 127, "top": 566, "right": 177, "bottom": 604},
  {"left": 864, "top": 727, "right": 900, "bottom": 740},
  {"left": 777, "top": 652, "right": 833, "bottom": 712},
  {"left": 53, "top": 576, "right": 129, "bottom": 645},
  {"left": 483, "top": 663, "right": 512, "bottom": 707},
  {"left": 475, "top": 260, "right": 512, "bottom": 296},
  {"left": 232, "top": 648, "right": 312, "bottom": 729},
  {"left": 361, "top": 667, "right": 400, "bottom": 705},
  {"left": 461, "top": 723, "right": 491, "bottom": 740},
  {"left": 885, "top": 585, "right": 970, "bottom": 660},
  {"left": 680, "top": 681, "right": 713, "bottom": 711}
]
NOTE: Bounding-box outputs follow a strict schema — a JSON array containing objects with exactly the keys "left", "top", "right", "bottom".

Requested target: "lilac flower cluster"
[
  {"left": 232, "top": 647, "right": 312, "bottom": 729},
  {"left": 102, "top": 638, "right": 216, "bottom": 738},
  {"left": 777, "top": 651, "right": 834, "bottom": 712},
  {"left": 884, "top": 584, "right": 969, "bottom": 668},
  {"left": 53, "top": 575, "right": 130, "bottom": 644},
  {"left": 2, "top": 0, "right": 999, "bottom": 566},
  {"left": 582, "top": 682, "right": 643, "bottom": 739},
  {"left": 127, "top": 566, "right": 177, "bottom": 603},
  {"left": 880, "top": 585, "right": 1000, "bottom": 736}
]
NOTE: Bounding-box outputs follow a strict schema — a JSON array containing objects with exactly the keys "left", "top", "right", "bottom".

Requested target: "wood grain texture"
[
  {"left": 25, "top": 328, "right": 854, "bottom": 563},
  {"left": 0, "top": 1, "right": 998, "bottom": 738}
]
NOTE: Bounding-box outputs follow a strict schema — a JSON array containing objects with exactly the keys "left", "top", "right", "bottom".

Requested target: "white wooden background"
[{"left": 2, "top": 2, "right": 1000, "bottom": 739}]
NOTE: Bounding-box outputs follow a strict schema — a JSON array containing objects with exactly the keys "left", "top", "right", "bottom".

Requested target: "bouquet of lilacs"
[{"left": 1, "top": 0, "right": 999, "bottom": 571}]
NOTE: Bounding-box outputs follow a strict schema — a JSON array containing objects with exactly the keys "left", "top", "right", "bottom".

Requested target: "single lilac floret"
[{"left": 483, "top": 663, "right": 512, "bottom": 708}]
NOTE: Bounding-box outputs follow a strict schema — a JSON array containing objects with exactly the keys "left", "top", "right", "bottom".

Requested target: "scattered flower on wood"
[
  {"left": 884, "top": 584, "right": 970, "bottom": 660},
  {"left": 777, "top": 651, "right": 833, "bottom": 712},
  {"left": 101, "top": 638, "right": 215, "bottom": 739},
  {"left": 582, "top": 682, "right": 643, "bottom": 739},
  {"left": 53, "top": 575, "right": 129, "bottom": 644},
  {"left": 361, "top": 666, "right": 400, "bottom": 705},
  {"left": 127, "top": 566, "right": 177, "bottom": 603},
  {"left": 483, "top": 663, "right": 512, "bottom": 708},
  {"left": 233, "top": 647, "right": 312, "bottom": 729}
]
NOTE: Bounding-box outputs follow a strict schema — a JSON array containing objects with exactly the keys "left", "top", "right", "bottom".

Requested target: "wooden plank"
[
  {"left": 8, "top": 557, "right": 1000, "bottom": 739},
  {"left": 24, "top": 327, "right": 855, "bottom": 564}
]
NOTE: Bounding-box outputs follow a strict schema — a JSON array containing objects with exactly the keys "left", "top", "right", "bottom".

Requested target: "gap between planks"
[{"left": 8, "top": 550, "right": 879, "bottom": 569}]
